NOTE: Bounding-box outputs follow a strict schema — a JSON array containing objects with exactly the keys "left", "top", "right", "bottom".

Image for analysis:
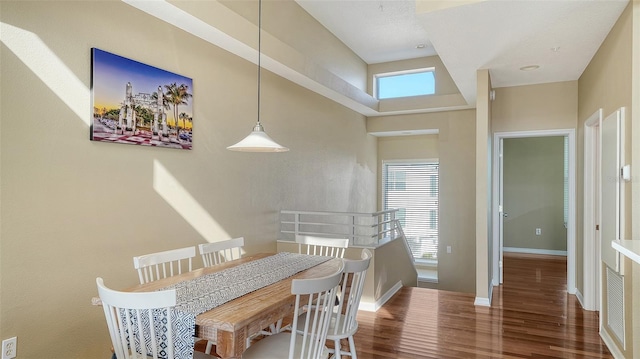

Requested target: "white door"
[
  {"left": 498, "top": 138, "right": 505, "bottom": 284},
  {"left": 600, "top": 109, "right": 624, "bottom": 273},
  {"left": 583, "top": 109, "right": 603, "bottom": 312},
  {"left": 595, "top": 125, "right": 602, "bottom": 311}
]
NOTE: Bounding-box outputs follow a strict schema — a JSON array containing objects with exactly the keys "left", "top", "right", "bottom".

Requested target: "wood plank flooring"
[
  {"left": 351, "top": 253, "right": 611, "bottom": 358},
  {"left": 196, "top": 253, "right": 610, "bottom": 358}
]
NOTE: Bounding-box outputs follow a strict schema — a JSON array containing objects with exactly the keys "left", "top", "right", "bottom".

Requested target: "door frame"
[
  {"left": 492, "top": 129, "right": 576, "bottom": 294},
  {"left": 583, "top": 109, "right": 602, "bottom": 311}
]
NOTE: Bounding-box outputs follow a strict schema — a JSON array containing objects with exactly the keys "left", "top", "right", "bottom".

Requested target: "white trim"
[
  {"left": 474, "top": 296, "right": 491, "bottom": 306},
  {"left": 503, "top": 247, "right": 567, "bottom": 256},
  {"left": 417, "top": 275, "right": 438, "bottom": 283},
  {"left": 583, "top": 109, "right": 603, "bottom": 312},
  {"left": 600, "top": 328, "right": 625, "bottom": 359},
  {"left": 492, "top": 129, "right": 576, "bottom": 296},
  {"left": 575, "top": 289, "right": 585, "bottom": 310},
  {"left": 358, "top": 281, "right": 403, "bottom": 312}
]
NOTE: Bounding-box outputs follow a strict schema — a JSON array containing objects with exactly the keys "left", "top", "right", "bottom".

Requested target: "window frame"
[{"left": 374, "top": 67, "right": 436, "bottom": 100}]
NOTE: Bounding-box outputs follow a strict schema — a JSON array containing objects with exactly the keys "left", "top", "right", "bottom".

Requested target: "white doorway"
[{"left": 492, "top": 129, "right": 576, "bottom": 294}]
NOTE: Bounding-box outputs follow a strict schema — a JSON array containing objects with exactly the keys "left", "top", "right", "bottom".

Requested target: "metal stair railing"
[{"left": 280, "top": 209, "right": 404, "bottom": 247}]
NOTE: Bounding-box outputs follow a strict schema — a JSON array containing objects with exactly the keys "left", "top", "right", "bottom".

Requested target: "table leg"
[{"left": 216, "top": 329, "right": 246, "bottom": 359}]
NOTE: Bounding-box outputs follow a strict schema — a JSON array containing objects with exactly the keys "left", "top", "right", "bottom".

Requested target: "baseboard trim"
[
  {"left": 600, "top": 327, "right": 625, "bottom": 359},
  {"left": 503, "top": 247, "right": 567, "bottom": 256},
  {"left": 474, "top": 297, "right": 491, "bottom": 307},
  {"left": 575, "top": 289, "right": 585, "bottom": 310},
  {"left": 359, "top": 281, "right": 403, "bottom": 312},
  {"left": 417, "top": 276, "right": 438, "bottom": 284}
]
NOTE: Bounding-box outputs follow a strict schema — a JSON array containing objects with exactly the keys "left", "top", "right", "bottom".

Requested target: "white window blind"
[{"left": 383, "top": 161, "right": 439, "bottom": 260}]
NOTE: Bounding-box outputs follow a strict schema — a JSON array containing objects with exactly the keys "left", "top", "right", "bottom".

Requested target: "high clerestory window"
[{"left": 375, "top": 68, "right": 435, "bottom": 99}]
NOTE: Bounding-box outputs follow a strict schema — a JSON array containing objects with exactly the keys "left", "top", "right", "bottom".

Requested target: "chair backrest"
[
  {"left": 332, "top": 248, "right": 372, "bottom": 336},
  {"left": 295, "top": 235, "right": 349, "bottom": 258},
  {"left": 96, "top": 277, "right": 181, "bottom": 359},
  {"left": 289, "top": 262, "right": 344, "bottom": 359},
  {"left": 198, "top": 237, "right": 245, "bottom": 267},
  {"left": 133, "top": 246, "right": 196, "bottom": 284}
]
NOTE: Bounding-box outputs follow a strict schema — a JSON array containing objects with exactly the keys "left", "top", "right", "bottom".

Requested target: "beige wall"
[
  {"left": 503, "top": 137, "right": 566, "bottom": 252},
  {"left": 368, "top": 109, "right": 476, "bottom": 294},
  {"left": 578, "top": 2, "right": 635, "bottom": 357},
  {"left": 492, "top": 81, "right": 578, "bottom": 133},
  {"left": 0, "top": 1, "right": 377, "bottom": 357}
]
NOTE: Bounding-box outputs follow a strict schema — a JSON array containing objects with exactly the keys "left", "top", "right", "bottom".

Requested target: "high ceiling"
[
  {"left": 125, "top": 0, "right": 629, "bottom": 115},
  {"left": 296, "top": 0, "right": 629, "bottom": 104}
]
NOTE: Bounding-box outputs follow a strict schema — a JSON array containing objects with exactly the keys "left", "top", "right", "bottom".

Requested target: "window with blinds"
[{"left": 383, "top": 161, "right": 439, "bottom": 261}]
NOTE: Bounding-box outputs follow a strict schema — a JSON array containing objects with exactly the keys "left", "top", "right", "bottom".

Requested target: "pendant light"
[{"left": 227, "top": 0, "right": 289, "bottom": 152}]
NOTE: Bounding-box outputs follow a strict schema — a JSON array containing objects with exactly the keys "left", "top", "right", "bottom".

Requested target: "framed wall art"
[{"left": 91, "top": 48, "right": 193, "bottom": 150}]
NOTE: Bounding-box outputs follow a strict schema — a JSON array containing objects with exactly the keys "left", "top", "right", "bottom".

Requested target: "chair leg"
[
  {"left": 333, "top": 339, "right": 342, "bottom": 359},
  {"left": 205, "top": 340, "right": 213, "bottom": 355},
  {"left": 274, "top": 318, "right": 284, "bottom": 333},
  {"left": 348, "top": 335, "right": 357, "bottom": 359},
  {"left": 261, "top": 318, "right": 286, "bottom": 335}
]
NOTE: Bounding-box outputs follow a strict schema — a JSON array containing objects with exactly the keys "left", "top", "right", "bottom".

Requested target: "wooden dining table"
[{"left": 125, "top": 252, "right": 343, "bottom": 359}]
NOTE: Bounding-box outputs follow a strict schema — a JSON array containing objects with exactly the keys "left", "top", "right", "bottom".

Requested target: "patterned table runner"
[{"left": 166, "top": 252, "right": 332, "bottom": 315}]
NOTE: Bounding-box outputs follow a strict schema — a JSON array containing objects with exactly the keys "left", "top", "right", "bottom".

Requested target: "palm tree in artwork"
[
  {"left": 179, "top": 112, "right": 189, "bottom": 130},
  {"left": 164, "top": 83, "right": 192, "bottom": 139}
]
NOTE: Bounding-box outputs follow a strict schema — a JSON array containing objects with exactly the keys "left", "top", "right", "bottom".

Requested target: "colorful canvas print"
[{"left": 91, "top": 48, "right": 193, "bottom": 150}]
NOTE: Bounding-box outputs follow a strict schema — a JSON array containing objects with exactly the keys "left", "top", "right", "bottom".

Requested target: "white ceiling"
[{"left": 296, "top": 0, "right": 629, "bottom": 105}]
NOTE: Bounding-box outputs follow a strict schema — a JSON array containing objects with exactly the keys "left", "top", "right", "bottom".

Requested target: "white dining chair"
[
  {"left": 197, "top": 238, "right": 245, "bottom": 354},
  {"left": 198, "top": 237, "right": 245, "bottom": 267},
  {"left": 296, "top": 235, "right": 349, "bottom": 258},
  {"left": 96, "top": 277, "right": 214, "bottom": 359},
  {"left": 263, "top": 235, "right": 350, "bottom": 336},
  {"left": 241, "top": 261, "right": 345, "bottom": 359},
  {"left": 296, "top": 248, "right": 372, "bottom": 359},
  {"left": 132, "top": 246, "right": 196, "bottom": 284},
  {"left": 132, "top": 246, "right": 215, "bottom": 354}
]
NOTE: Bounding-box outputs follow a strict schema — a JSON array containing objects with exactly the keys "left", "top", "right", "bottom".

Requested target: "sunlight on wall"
[
  {"left": 153, "top": 159, "right": 230, "bottom": 243},
  {"left": 0, "top": 22, "right": 89, "bottom": 126}
]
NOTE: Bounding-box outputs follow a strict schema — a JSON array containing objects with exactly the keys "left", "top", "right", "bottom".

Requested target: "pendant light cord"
[{"left": 257, "top": 0, "right": 262, "bottom": 126}]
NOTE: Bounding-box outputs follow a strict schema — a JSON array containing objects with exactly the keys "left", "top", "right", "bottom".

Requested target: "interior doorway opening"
[{"left": 492, "top": 129, "right": 576, "bottom": 295}]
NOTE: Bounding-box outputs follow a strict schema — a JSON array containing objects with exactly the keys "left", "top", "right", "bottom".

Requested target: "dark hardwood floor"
[
  {"left": 351, "top": 253, "right": 611, "bottom": 358},
  {"left": 196, "top": 252, "right": 610, "bottom": 358}
]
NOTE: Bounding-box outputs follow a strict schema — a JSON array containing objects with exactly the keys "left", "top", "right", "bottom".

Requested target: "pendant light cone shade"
[
  {"left": 227, "top": 122, "right": 289, "bottom": 152},
  {"left": 227, "top": 0, "right": 289, "bottom": 153}
]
